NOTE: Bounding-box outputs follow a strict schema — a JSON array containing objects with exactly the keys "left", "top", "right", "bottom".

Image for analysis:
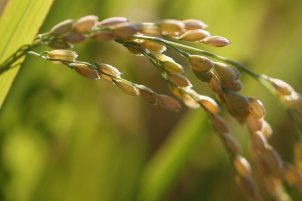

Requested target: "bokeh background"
[{"left": 1, "top": 0, "right": 302, "bottom": 200}]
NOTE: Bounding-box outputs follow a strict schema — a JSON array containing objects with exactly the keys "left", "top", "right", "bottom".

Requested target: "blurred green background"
[{"left": 1, "top": 0, "right": 302, "bottom": 200}]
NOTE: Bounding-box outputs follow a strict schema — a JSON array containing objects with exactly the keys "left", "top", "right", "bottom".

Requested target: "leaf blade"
[{"left": 0, "top": 0, "right": 53, "bottom": 109}]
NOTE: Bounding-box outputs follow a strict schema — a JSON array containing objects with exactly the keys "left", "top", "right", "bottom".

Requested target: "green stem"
[
  {"left": 27, "top": 50, "right": 143, "bottom": 89},
  {"left": 0, "top": 40, "right": 44, "bottom": 74},
  {"left": 133, "top": 35, "right": 261, "bottom": 79}
]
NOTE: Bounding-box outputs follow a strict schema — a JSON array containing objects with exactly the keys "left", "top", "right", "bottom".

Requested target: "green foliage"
[{"left": 0, "top": 0, "right": 53, "bottom": 108}]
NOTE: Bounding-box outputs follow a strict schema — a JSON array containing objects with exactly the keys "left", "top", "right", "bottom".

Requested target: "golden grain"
[
  {"left": 189, "top": 55, "right": 214, "bottom": 72},
  {"left": 167, "top": 74, "right": 191, "bottom": 87},
  {"left": 269, "top": 78, "right": 294, "bottom": 96},
  {"left": 208, "top": 75, "right": 222, "bottom": 93},
  {"left": 193, "top": 71, "right": 213, "bottom": 82},
  {"left": 161, "top": 60, "right": 184, "bottom": 74},
  {"left": 182, "top": 19, "right": 208, "bottom": 30},
  {"left": 250, "top": 131, "right": 268, "bottom": 152},
  {"left": 179, "top": 29, "right": 210, "bottom": 42},
  {"left": 159, "top": 19, "right": 185, "bottom": 36},
  {"left": 246, "top": 115, "right": 263, "bottom": 132},
  {"left": 180, "top": 93, "right": 200, "bottom": 109},
  {"left": 139, "top": 23, "right": 161, "bottom": 36},
  {"left": 141, "top": 40, "right": 167, "bottom": 53},
  {"left": 115, "top": 80, "right": 139, "bottom": 96},
  {"left": 211, "top": 115, "right": 230, "bottom": 134},
  {"left": 49, "top": 19, "right": 73, "bottom": 36},
  {"left": 168, "top": 85, "right": 182, "bottom": 99},
  {"left": 157, "top": 94, "right": 181, "bottom": 111},
  {"left": 261, "top": 120, "right": 273, "bottom": 138},
  {"left": 98, "top": 17, "right": 128, "bottom": 27},
  {"left": 90, "top": 30, "right": 115, "bottom": 41},
  {"left": 72, "top": 63, "right": 100, "bottom": 80},
  {"left": 138, "top": 85, "right": 157, "bottom": 105},
  {"left": 73, "top": 15, "right": 98, "bottom": 33},
  {"left": 64, "top": 31, "right": 86, "bottom": 43},
  {"left": 222, "top": 80, "right": 242, "bottom": 92},
  {"left": 197, "top": 95, "right": 220, "bottom": 115},
  {"left": 150, "top": 52, "right": 174, "bottom": 62},
  {"left": 96, "top": 63, "right": 121, "bottom": 78},
  {"left": 202, "top": 36, "right": 231, "bottom": 47},
  {"left": 214, "top": 62, "right": 239, "bottom": 83},
  {"left": 47, "top": 49, "right": 78, "bottom": 62},
  {"left": 233, "top": 155, "right": 252, "bottom": 176},
  {"left": 224, "top": 91, "right": 249, "bottom": 120},
  {"left": 248, "top": 97, "right": 266, "bottom": 119},
  {"left": 111, "top": 22, "right": 138, "bottom": 39}
]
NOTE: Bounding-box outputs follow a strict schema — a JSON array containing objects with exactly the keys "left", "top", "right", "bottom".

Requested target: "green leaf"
[
  {"left": 0, "top": 0, "right": 53, "bottom": 109},
  {"left": 139, "top": 110, "right": 210, "bottom": 201}
]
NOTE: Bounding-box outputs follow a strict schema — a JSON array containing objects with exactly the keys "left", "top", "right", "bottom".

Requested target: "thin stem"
[
  {"left": 0, "top": 39, "right": 44, "bottom": 74},
  {"left": 27, "top": 50, "right": 141, "bottom": 88},
  {"left": 133, "top": 35, "right": 261, "bottom": 79},
  {"left": 28, "top": 51, "right": 92, "bottom": 67},
  {"left": 0, "top": 45, "right": 30, "bottom": 70}
]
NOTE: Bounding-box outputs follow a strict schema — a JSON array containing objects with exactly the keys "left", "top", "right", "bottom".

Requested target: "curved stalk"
[{"left": 0, "top": 40, "right": 44, "bottom": 75}]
